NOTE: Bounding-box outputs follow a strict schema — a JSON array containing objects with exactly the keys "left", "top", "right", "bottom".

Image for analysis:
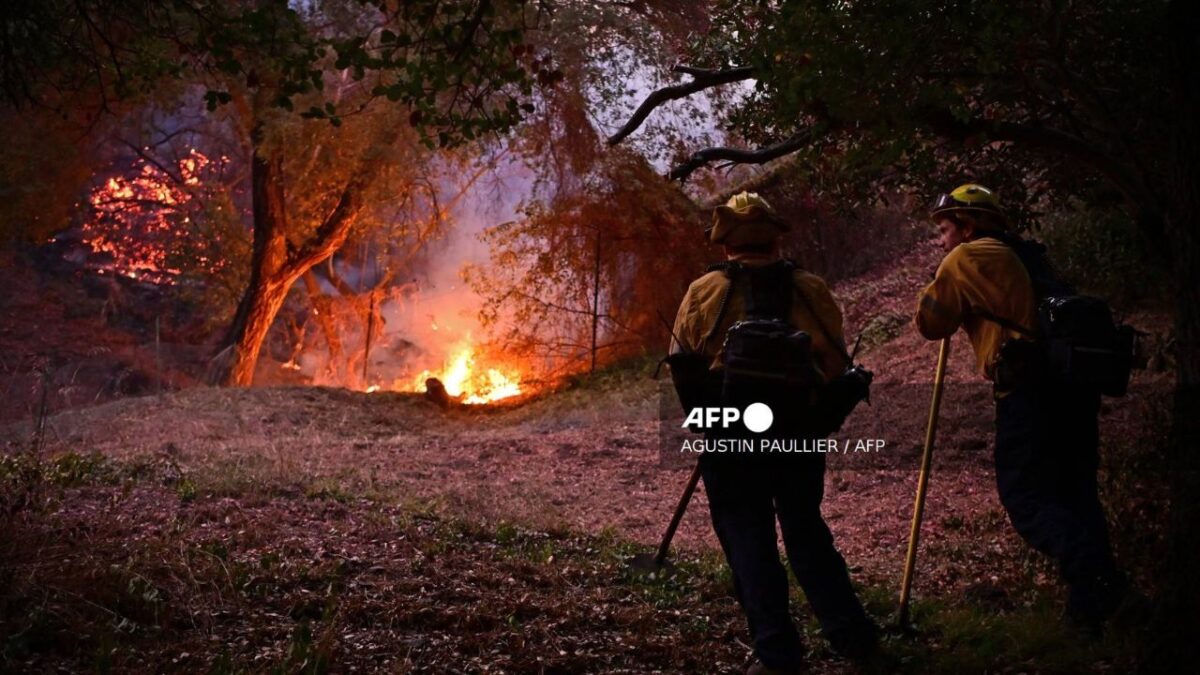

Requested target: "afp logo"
[{"left": 682, "top": 402, "right": 774, "bottom": 433}]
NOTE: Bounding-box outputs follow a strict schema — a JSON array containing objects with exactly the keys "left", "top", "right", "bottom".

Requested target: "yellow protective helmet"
[
  {"left": 930, "top": 183, "right": 1007, "bottom": 225},
  {"left": 708, "top": 191, "right": 789, "bottom": 245}
]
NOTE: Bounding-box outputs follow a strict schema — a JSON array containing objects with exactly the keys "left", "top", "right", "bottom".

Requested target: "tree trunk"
[
  {"left": 1142, "top": 3, "right": 1200, "bottom": 669},
  {"left": 212, "top": 120, "right": 398, "bottom": 387},
  {"left": 302, "top": 270, "right": 343, "bottom": 380},
  {"left": 214, "top": 126, "right": 291, "bottom": 386},
  {"left": 362, "top": 288, "right": 377, "bottom": 385},
  {"left": 1147, "top": 213, "right": 1200, "bottom": 672},
  {"left": 225, "top": 277, "right": 293, "bottom": 386},
  {"left": 1142, "top": 189, "right": 1200, "bottom": 673},
  {"left": 590, "top": 228, "right": 601, "bottom": 374}
]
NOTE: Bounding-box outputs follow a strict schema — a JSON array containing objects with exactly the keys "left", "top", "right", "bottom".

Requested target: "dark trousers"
[
  {"left": 700, "top": 452, "right": 872, "bottom": 670},
  {"left": 994, "top": 383, "right": 1122, "bottom": 616}
]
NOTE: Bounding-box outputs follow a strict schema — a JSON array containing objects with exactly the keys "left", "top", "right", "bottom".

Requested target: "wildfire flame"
[
  {"left": 81, "top": 149, "right": 231, "bottom": 284},
  {"left": 408, "top": 340, "right": 522, "bottom": 404}
]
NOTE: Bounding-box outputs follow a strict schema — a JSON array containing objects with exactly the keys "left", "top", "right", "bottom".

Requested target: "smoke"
[{"left": 296, "top": 156, "right": 536, "bottom": 392}]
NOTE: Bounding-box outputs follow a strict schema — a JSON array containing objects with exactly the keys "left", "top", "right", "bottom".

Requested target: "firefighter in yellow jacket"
[
  {"left": 670, "top": 192, "right": 877, "bottom": 675},
  {"left": 915, "top": 184, "right": 1128, "bottom": 635}
]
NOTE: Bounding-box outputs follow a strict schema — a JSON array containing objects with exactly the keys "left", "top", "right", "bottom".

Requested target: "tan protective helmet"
[{"left": 708, "top": 191, "right": 789, "bottom": 246}]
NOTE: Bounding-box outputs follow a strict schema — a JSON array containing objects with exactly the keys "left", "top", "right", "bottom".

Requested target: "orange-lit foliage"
[
  {"left": 82, "top": 149, "right": 231, "bottom": 284},
  {"left": 469, "top": 148, "right": 706, "bottom": 374}
]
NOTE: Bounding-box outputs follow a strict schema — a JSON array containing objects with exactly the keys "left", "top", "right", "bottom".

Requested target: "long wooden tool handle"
[
  {"left": 897, "top": 337, "right": 951, "bottom": 626},
  {"left": 654, "top": 462, "right": 703, "bottom": 566}
]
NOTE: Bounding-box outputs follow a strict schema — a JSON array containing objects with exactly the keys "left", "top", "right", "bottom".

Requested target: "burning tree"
[
  {"left": 82, "top": 149, "right": 236, "bottom": 286},
  {"left": 470, "top": 148, "right": 705, "bottom": 376},
  {"left": 202, "top": 2, "right": 555, "bottom": 387},
  {"left": 464, "top": 1, "right": 714, "bottom": 377},
  {"left": 295, "top": 156, "right": 501, "bottom": 391},
  {"left": 0, "top": 0, "right": 556, "bottom": 386}
]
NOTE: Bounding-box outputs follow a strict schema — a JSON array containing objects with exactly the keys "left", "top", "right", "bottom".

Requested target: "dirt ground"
[
  {"left": 0, "top": 239, "right": 1174, "bottom": 672},
  {"left": 8, "top": 237, "right": 1170, "bottom": 590}
]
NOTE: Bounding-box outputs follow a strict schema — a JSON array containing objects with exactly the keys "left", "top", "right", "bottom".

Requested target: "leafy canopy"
[
  {"left": 1, "top": 0, "right": 558, "bottom": 148},
  {"left": 641, "top": 0, "right": 1170, "bottom": 235}
]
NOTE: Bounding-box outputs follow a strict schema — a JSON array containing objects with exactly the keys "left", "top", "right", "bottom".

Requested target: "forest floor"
[{"left": 0, "top": 240, "right": 1176, "bottom": 673}]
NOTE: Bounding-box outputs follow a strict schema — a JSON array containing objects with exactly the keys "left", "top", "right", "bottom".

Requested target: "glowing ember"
[
  {"left": 409, "top": 341, "right": 522, "bottom": 404},
  {"left": 82, "top": 149, "right": 231, "bottom": 284}
]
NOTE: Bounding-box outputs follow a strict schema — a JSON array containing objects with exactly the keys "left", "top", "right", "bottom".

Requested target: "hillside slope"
[{"left": 1, "top": 236, "right": 1174, "bottom": 673}]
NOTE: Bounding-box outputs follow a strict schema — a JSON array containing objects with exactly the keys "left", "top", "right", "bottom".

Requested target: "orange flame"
[
  {"left": 82, "top": 149, "right": 230, "bottom": 284},
  {"left": 407, "top": 340, "right": 522, "bottom": 404}
]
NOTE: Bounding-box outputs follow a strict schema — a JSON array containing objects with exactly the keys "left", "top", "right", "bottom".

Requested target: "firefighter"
[
  {"left": 914, "top": 183, "right": 1129, "bottom": 634},
  {"left": 670, "top": 192, "right": 878, "bottom": 675}
]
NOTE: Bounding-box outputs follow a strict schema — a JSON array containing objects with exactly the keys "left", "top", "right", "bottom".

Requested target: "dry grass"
[{"left": 0, "top": 238, "right": 1172, "bottom": 673}]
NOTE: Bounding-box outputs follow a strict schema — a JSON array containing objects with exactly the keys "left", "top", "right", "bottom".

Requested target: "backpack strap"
[
  {"left": 790, "top": 275, "right": 855, "bottom": 367},
  {"left": 700, "top": 261, "right": 741, "bottom": 352},
  {"left": 971, "top": 306, "right": 1038, "bottom": 339},
  {"left": 701, "top": 259, "right": 856, "bottom": 365},
  {"left": 971, "top": 232, "right": 1058, "bottom": 338},
  {"left": 977, "top": 231, "right": 1076, "bottom": 297}
]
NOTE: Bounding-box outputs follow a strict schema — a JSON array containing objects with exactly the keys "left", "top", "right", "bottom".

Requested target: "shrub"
[{"left": 1034, "top": 201, "right": 1168, "bottom": 307}]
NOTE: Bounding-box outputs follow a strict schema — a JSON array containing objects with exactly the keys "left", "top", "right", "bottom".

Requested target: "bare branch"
[
  {"left": 668, "top": 131, "right": 814, "bottom": 182},
  {"left": 119, "top": 140, "right": 185, "bottom": 186},
  {"left": 606, "top": 65, "right": 754, "bottom": 146},
  {"left": 921, "top": 108, "right": 1154, "bottom": 210}
]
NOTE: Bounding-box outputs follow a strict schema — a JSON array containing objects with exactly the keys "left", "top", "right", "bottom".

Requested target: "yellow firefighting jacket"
[
  {"left": 670, "top": 255, "right": 848, "bottom": 384},
  {"left": 914, "top": 238, "right": 1037, "bottom": 379}
]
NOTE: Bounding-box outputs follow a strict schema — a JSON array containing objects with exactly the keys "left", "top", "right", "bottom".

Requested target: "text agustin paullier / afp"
[{"left": 679, "top": 438, "right": 887, "bottom": 454}]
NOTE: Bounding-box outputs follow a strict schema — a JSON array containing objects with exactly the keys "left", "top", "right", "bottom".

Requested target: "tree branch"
[
  {"left": 119, "top": 140, "right": 185, "bottom": 186},
  {"left": 668, "top": 131, "right": 814, "bottom": 182},
  {"left": 606, "top": 64, "right": 754, "bottom": 146},
  {"left": 283, "top": 128, "right": 400, "bottom": 279},
  {"left": 922, "top": 108, "right": 1157, "bottom": 214},
  {"left": 922, "top": 107, "right": 1168, "bottom": 251}
]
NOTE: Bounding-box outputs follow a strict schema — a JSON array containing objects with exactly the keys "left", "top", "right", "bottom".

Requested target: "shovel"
[
  {"left": 629, "top": 462, "right": 703, "bottom": 572},
  {"left": 896, "top": 336, "right": 951, "bottom": 628}
]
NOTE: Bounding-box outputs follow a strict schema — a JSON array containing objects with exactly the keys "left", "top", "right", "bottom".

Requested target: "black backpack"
[
  {"left": 663, "top": 260, "right": 871, "bottom": 437},
  {"left": 979, "top": 233, "right": 1136, "bottom": 396},
  {"left": 710, "top": 260, "right": 871, "bottom": 436},
  {"left": 712, "top": 261, "right": 823, "bottom": 418}
]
